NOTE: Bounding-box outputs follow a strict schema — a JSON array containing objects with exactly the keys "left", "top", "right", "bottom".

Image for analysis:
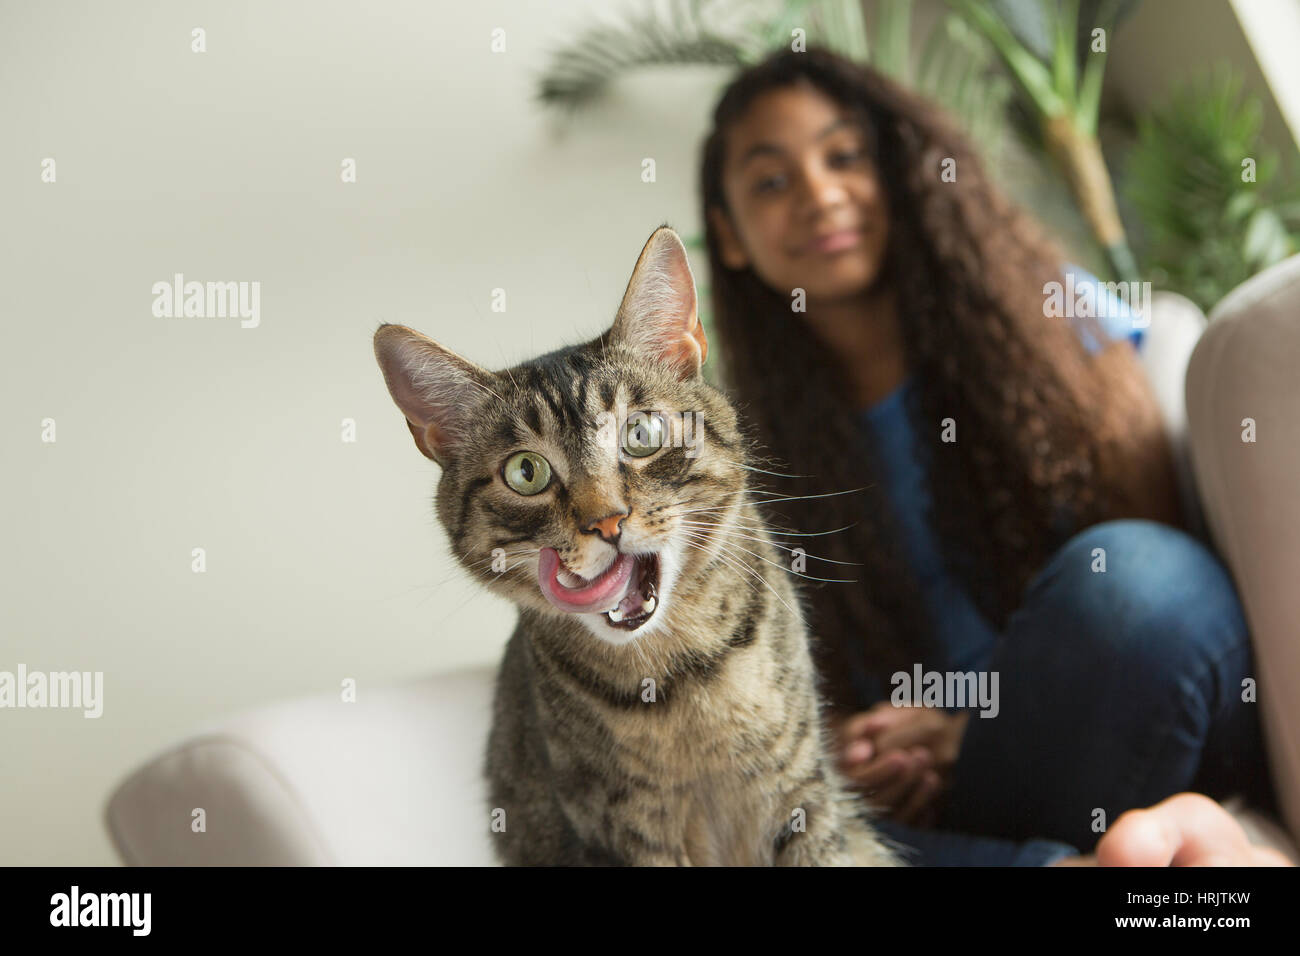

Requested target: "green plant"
[
  {"left": 944, "top": 0, "right": 1140, "bottom": 281},
  {"left": 1124, "top": 63, "right": 1300, "bottom": 313}
]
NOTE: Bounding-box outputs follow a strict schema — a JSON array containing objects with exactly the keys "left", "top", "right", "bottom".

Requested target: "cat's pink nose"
[{"left": 584, "top": 512, "right": 628, "bottom": 542}]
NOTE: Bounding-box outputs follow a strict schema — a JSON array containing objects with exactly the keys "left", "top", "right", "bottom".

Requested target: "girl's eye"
[
  {"left": 830, "top": 148, "right": 864, "bottom": 166},
  {"left": 622, "top": 412, "right": 665, "bottom": 457},
  {"left": 502, "top": 451, "right": 552, "bottom": 495},
  {"left": 753, "top": 174, "right": 785, "bottom": 194}
]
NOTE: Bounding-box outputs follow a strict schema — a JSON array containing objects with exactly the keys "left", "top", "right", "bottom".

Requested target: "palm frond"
[
  {"left": 1125, "top": 63, "right": 1300, "bottom": 311},
  {"left": 534, "top": 0, "right": 749, "bottom": 112},
  {"left": 536, "top": 0, "right": 1011, "bottom": 161}
]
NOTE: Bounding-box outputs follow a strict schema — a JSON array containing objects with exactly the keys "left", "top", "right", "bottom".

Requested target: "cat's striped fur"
[{"left": 374, "top": 225, "right": 901, "bottom": 866}]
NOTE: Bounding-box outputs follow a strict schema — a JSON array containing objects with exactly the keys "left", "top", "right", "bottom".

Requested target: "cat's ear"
[
  {"left": 609, "top": 226, "right": 708, "bottom": 379},
  {"left": 373, "top": 324, "right": 495, "bottom": 466}
]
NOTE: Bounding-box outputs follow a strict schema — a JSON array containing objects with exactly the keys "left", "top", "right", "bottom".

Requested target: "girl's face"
[{"left": 710, "top": 83, "right": 890, "bottom": 303}]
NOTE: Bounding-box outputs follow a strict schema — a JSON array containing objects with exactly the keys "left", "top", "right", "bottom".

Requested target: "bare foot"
[{"left": 1049, "top": 793, "right": 1293, "bottom": 866}]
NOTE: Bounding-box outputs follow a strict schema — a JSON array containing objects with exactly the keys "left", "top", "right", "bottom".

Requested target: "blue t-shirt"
[{"left": 846, "top": 267, "right": 1143, "bottom": 710}]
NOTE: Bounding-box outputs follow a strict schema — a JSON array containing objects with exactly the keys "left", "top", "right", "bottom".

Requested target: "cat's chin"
[
  {"left": 600, "top": 552, "right": 660, "bottom": 631},
  {"left": 568, "top": 551, "right": 672, "bottom": 646},
  {"left": 580, "top": 552, "right": 663, "bottom": 643}
]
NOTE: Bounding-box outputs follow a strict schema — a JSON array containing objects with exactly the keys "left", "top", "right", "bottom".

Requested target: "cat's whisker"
[
  {"left": 745, "top": 485, "right": 876, "bottom": 503},
  {"left": 462, "top": 375, "right": 508, "bottom": 406},
  {"left": 695, "top": 541, "right": 819, "bottom": 622},
  {"left": 671, "top": 503, "right": 752, "bottom": 516},
  {"left": 458, "top": 546, "right": 541, "bottom": 574},
  {"left": 417, "top": 573, "right": 491, "bottom": 618},
  {"left": 404, "top": 548, "right": 541, "bottom": 610},
  {"left": 627, "top": 632, "right": 657, "bottom": 685},
  {"left": 676, "top": 521, "right": 863, "bottom": 566},
  {"left": 641, "top": 627, "right": 675, "bottom": 682},
  {"left": 678, "top": 526, "right": 820, "bottom": 596},
  {"left": 722, "top": 521, "right": 861, "bottom": 540},
  {"left": 670, "top": 505, "right": 774, "bottom": 525},
  {"left": 472, "top": 547, "right": 542, "bottom": 570},
  {"left": 673, "top": 506, "right": 857, "bottom": 541},
  {"left": 678, "top": 528, "right": 858, "bottom": 584},
  {"left": 675, "top": 525, "right": 757, "bottom": 579},
  {"left": 717, "top": 458, "right": 811, "bottom": 479},
  {"left": 675, "top": 529, "right": 809, "bottom": 624},
  {"left": 495, "top": 353, "right": 520, "bottom": 392},
  {"left": 672, "top": 510, "right": 795, "bottom": 543},
  {"left": 431, "top": 553, "right": 544, "bottom": 620},
  {"left": 762, "top": 523, "right": 860, "bottom": 539},
  {"left": 674, "top": 534, "right": 766, "bottom": 604},
  {"left": 382, "top": 577, "right": 477, "bottom": 612},
  {"left": 670, "top": 502, "right": 775, "bottom": 518}
]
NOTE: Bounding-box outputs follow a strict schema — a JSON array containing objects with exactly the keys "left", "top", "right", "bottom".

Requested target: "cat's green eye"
[
  {"left": 502, "top": 451, "right": 552, "bottom": 495},
  {"left": 622, "top": 411, "right": 666, "bottom": 458}
]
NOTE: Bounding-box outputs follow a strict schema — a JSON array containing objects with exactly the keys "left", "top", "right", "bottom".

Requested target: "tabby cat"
[{"left": 373, "top": 225, "right": 900, "bottom": 866}]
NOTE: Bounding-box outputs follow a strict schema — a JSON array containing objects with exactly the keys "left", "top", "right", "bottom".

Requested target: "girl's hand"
[
  {"left": 840, "top": 701, "right": 971, "bottom": 768},
  {"left": 829, "top": 703, "right": 971, "bottom": 825},
  {"left": 1053, "top": 792, "right": 1295, "bottom": 866}
]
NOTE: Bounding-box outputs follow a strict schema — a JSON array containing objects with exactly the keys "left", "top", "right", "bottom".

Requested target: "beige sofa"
[{"left": 1185, "top": 253, "right": 1300, "bottom": 850}]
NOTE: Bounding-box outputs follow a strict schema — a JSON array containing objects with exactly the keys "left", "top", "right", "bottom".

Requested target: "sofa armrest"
[
  {"left": 1186, "top": 253, "right": 1300, "bottom": 846},
  {"left": 104, "top": 667, "right": 500, "bottom": 866}
]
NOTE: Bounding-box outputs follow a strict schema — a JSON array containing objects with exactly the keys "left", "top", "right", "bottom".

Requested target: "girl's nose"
[{"left": 798, "top": 164, "right": 852, "bottom": 212}]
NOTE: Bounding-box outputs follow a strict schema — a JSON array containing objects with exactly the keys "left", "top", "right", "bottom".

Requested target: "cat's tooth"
[
  {"left": 642, "top": 595, "right": 656, "bottom": 614},
  {"left": 608, "top": 606, "right": 625, "bottom": 622}
]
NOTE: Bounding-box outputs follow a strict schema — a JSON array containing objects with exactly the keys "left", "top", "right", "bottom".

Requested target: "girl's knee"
[{"left": 1022, "top": 519, "right": 1248, "bottom": 667}]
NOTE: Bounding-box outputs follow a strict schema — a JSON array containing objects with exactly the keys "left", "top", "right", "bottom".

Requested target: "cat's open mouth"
[{"left": 537, "top": 547, "right": 661, "bottom": 631}]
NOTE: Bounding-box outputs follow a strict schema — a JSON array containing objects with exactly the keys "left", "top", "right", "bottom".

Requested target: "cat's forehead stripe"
[
  {"left": 493, "top": 419, "right": 517, "bottom": 448},
  {"left": 573, "top": 358, "right": 590, "bottom": 412},
  {"left": 534, "top": 372, "right": 570, "bottom": 430},
  {"left": 522, "top": 401, "right": 542, "bottom": 437}
]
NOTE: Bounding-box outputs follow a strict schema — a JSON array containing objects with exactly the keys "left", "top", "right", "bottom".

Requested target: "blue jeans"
[{"left": 876, "top": 518, "right": 1277, "bottom": 865}]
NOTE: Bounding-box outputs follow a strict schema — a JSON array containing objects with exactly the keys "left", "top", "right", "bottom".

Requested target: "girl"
[{"left": 697, "top": 45, "right": 1280, "bottom": 865}]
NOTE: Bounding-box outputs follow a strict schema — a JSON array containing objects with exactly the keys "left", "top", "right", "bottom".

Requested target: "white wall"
[
  {"left": 1228, "top": 0, "right": 1300, "bottom": 150},
  {"left": 3, "top": 0, "right": 1289, "bottom": 867},
  {"left": 1106, "top": 0, "right": 1297, "bottom": 154},
  {"left": 0, "top": 0, "right": 726, "bottom": 865}
]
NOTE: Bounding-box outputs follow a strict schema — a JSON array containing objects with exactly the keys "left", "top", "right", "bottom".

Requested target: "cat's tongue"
[{"left": 538, "top": 547, "right": 637, "bottom": 614}]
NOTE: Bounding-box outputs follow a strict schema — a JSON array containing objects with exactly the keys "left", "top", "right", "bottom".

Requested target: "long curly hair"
[{"left": 698, "top": 46, "right": 1182, "bottom": 714}]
